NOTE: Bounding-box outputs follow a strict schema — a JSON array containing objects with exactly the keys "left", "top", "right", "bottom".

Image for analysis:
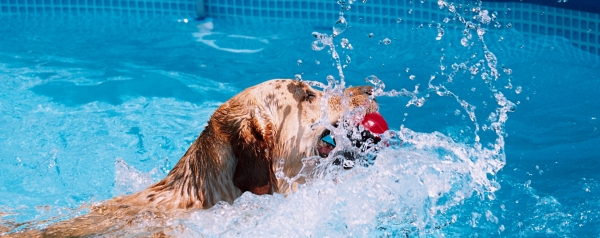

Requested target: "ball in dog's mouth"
[{"left": 317, "top": 112, "right": 389, "bottom": 159}]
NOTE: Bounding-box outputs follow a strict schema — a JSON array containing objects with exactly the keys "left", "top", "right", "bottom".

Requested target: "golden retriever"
[{"left": 5, "top": 79, "right": 381, "bottom": 237}]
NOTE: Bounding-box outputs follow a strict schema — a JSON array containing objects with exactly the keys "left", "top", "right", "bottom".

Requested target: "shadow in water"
[{"left": 31, "top": 77, "right": 209, "bottom": 106}]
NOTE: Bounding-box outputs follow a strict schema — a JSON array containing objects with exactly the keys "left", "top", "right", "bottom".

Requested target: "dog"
[{"left": 6, "top": 79, "right": 381, "bottom": 237}]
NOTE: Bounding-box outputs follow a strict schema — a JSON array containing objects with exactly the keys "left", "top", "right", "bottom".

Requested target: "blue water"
[{"left": 1, "top": 2, "right": 600, "bottom": 237}]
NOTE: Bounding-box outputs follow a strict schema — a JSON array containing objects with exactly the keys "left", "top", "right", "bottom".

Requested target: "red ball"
[{"left": 361, "top": 112, "right": 389, "bottom": 134}]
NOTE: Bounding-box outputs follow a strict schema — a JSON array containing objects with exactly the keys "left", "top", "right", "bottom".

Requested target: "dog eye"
[{"left": 305, "top": 90, "right": 316, "bottom": 102}]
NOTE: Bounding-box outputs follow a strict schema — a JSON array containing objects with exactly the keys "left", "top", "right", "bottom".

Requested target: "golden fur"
[{"left": 5, "top": 79, "right": 378, "bottom": 237}]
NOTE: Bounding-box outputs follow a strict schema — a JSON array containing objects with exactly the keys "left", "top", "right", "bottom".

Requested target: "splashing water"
[{"left": 257, "top": 0, "right": 515, "bottom": 236}]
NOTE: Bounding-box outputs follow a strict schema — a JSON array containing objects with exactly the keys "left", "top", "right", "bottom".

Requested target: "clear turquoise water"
[{"left": 0, "top": 4, "right": 599, "bottom": 237}]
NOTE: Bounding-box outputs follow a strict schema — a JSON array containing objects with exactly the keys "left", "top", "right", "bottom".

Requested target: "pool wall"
[
  {"left": 0, "top": 0, "right": 195, "bottom": 17},
  {"left": 204, "top": 0, "right": 600, "bottom": 56},
  {"left": 1, "top": 0, "right": 599, "bottom": 55}
]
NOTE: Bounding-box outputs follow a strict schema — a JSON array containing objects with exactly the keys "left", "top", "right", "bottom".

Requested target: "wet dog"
[{"left": 6, "top": 79, "right": 381, "bottom": 237}]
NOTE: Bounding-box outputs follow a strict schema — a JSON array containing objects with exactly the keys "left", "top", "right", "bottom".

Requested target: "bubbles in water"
[
  {"left": 409, "top": 75, "right": 416, "bottom": 80},
  {"left": 345, "top": 55, "right": 351, "bottom": 64},
  {"left": 295, "top": 74, "right": 302, "bottom": 80},
  {"left": 332, "top": 16, "right": 348, "bottom": 37},
  {"left": 297, "top": 59, "right": 302, "bottom": 66},
  {"left": 382, "top": 38, "right": 391, "bottom": 45},
  {"left": 397, "top": 18, "right": 403, "bottom": 23},
  {"left": 368, "top": 32, "right": 374, "bottom": 38},
  {"left": 515, "top": 86, "right": 522, "bottom": 94}
]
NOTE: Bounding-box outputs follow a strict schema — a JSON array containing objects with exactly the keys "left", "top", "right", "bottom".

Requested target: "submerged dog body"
[{"left": 11, "top": 79, "right": 379, "bottom": 237}]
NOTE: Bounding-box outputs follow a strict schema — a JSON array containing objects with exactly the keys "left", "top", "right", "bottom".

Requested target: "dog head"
[{"left": 212, "top": 79, "right": 381, "bottom": 194}]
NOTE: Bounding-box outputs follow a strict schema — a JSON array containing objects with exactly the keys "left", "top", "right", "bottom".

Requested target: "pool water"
[{"left": 1, "top": 2, "right": 600, "bottom": 237}]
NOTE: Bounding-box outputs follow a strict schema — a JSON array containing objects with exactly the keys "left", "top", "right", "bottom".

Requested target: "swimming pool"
[{"left": 1, "top": 0, "right": 599, "bottom": 236}]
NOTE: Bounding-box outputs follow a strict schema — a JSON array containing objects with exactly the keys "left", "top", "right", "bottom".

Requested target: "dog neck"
[{"left": 123, "top": 123, "right": 242, "bottom": 210}]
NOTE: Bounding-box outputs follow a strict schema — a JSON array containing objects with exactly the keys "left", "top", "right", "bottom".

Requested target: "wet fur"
[{"left": 5, "top": 79, "right": 378, "bottom": 237}]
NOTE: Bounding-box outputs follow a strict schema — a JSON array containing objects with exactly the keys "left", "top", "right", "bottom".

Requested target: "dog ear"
[{"left": 219, "top": 105, "right": 276, "bottom": 195}]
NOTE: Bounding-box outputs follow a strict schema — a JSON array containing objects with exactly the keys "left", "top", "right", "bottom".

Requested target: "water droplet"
[
  {"left": 382, "top": 38, "right": 391, "bottom": 45},
  {"left": 365, "top": 75, "right": 380, "bottom": 84},
  {"left": 397, "top": 18, "right": 403, "bottom": 23},
  {"left": 332, "top": 51, "right": 340, "bottom": 60},
  {"left": 436, "top": 24, "right": 444, "bottom": 40},
  {"left": 295, "top": 74, "right": 302, "bottom": 80},
  {"left": 409, "top": 75, "right": 416, "bottom": 80},
  {"left": 333, "top": 16, "right": 348, "bottom": 37},
  {"left": 368, "top": 33, "right": 374, "bottom": 38},
  {"left": 326, "top": 75, "right": 336, "bottom": 84},
  {"left": 515, "top": 86, "right": 522, "bottom": 94},
  {"left": 297, "top": 59, "right": 302, "bottom": 66},
  {"left": 506, "top": 22, "right": 513, "bottom": 28},
  {"left": 340, "top": 38, "right": 349, "bottom": 48},
  {"left": 312, "top": 40, "right": 325, "bottom": 51},
  {"left": 345, "top": 55, "right": 351, "bottom": 64},
  {"left": 461, "top": 37, "right": 469, "bottom": 47},
  {"left": 405, "top": 68, "right": 410, "bottom": 72},
  {"left": 315, "top": 60, "right": 320, "bottom": 65}
]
